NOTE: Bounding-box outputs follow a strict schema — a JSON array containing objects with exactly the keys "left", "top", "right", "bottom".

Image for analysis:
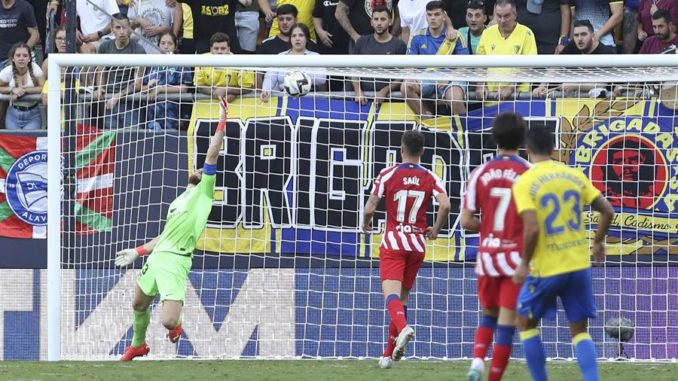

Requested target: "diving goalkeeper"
[{"left": 115, "top": 98, "right": 228, "bottom": 361}]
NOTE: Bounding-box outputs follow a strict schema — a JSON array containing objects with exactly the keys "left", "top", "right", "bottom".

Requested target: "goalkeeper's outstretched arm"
[
  {"left": 115, "top": 236, "right": 160, "bottom": 266},
  {"left": 205, "top": 97, "right": 228, "bottom": 166}
]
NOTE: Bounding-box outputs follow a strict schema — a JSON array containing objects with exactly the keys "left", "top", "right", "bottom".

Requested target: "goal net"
[{"left": 47, "top": 54, "right": 678, "bottom": 361}]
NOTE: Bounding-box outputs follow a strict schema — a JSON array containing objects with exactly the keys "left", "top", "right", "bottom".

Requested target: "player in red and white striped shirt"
[
  {"left": 461, "top": 112, "right": 530, "bottom": 381},
  {"left": 363, "top": 130, "right": 451, "bottom": 369}
]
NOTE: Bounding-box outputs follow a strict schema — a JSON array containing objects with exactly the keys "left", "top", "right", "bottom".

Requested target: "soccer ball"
[
  {"left": 283, "top": 70, "right": 312, "bottom": 97},
  {"left": 605, "top": 316, "right": 635, "bottom": 342}
]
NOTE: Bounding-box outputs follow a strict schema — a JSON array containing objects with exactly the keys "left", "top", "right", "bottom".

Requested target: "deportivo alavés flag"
[{"left": 0, "top": 135, "right": 48, "bottom": 239}]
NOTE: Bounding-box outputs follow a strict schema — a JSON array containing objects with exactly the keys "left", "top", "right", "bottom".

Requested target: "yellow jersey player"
[{"left": 512, "top": 127, "right": 614, "bottom": 381}]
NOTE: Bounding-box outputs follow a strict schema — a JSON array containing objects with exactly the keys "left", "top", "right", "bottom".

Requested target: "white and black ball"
[
  {"left": 283, "top": 70, "right": 312, "bottom": 97},
  {"left": 605, "top": 316, "right": 635, "bottom": 342}
]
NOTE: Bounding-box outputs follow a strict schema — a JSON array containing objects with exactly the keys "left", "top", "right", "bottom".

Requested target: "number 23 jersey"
[
  {"left": 371, "top": 163, "right": 446, "bottom": 254},
  {"left": 513, "top": 160, "right": 601, "bottom": 277}
]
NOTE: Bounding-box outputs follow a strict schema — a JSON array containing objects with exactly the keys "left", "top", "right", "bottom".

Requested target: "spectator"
[
  {"left": 117, "top": 0, "right": 131, "bottom": 15},
  {"left": 235, "top": 0, "right": 261, "bottom": 53},
  {"left": 335, "top": 0, "right": 391, "bottom": 48},
  {"left": 563, "top": 19, "right": 617, "bottom": 54},
  {"left": 313, "top": 0, "right": 350, "bottom": 55},
  {"left": 637, "top": 0, "right": 678, "bottom": 43},
  {"left": 398, "top": 0, "right": 457, "bottom": 45},
  {"left": 195, "top": 32, "right": 255, "bottom": 101},
  {"left": 76, "top": 0, "right": 121, "bottom": 53},
  {"left": 257, "top": 5, "right": 318, "bottom": 54},
  {"left": 0, "top": 0, "right": 39, "bottom": 128},
  {"left": 475, "top": 0, "right": 537, "bottom": 101},
  {"left": 260, "top": 23, "right": 326, "bottom": 102},
  {"left": 0, "top": 0, "right": 39, "bottom": 66},
  {"left": 622, "top": 0, "right": 640, "bottom": 53},
  {"left": 0, "top": 43, "right": 45, "bottom": 130},
  {"left": 401, "top": 0, "right": 469, "bottom": 117},
  {"left": 179, "top": 0, "right": 252, "bottom": 54},
  {"left": 640, "top": 9, "right": 678, "bottom": 53},
  {"left": 262, "top": 0, "right": 316, "bottom": 41},
  {"left": 516, "top": 0, "right": 570, "bottom": 54},
  {"left": 399, "top": 0, "right": 431, "bottom": 45},
  {"left": 93, "top": 14, "right": 145, "bottom": 129},
  {"left": 141, "top": 32, "right": 193, "bottom": 132},
  {"left": 571, "top": 0, "right": 623, "bottom": 48},
  {"left": 447, "top": 0, "right": 495, "bottom": 30},
  {"left": 533, "top": 20, "right": 614, "bottom": 98},
  {"left": 176, "top": 2, "right": 195, "bottom": 53},
  {"left": 41, "top": 25, "right": 67, "bottom": 106},
  {"left": 458, "top": 0, "right": 488, "bottom": 54},
  {"left": 128, "top": 0, "right": 182, "bottom": 53},
  {"left": 27, "top": 0, "right": 48, "bottom": 55},
  {"left": 351, "top": 5, "right": 406, "bottom": 105}
]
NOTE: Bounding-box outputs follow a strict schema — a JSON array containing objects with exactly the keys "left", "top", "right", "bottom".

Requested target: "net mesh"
[{"left": 52, "top": 59, "right": 678, "bottom": 360}]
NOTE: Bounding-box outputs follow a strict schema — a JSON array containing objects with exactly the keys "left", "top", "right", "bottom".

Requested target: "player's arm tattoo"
[{"left": 362, "top": 195, "right": 381, "bottom": 228}]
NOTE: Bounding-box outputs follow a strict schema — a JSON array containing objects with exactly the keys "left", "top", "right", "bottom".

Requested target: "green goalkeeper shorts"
[{"left": 137, "top": 252, "right": 192, "bottom": 302}]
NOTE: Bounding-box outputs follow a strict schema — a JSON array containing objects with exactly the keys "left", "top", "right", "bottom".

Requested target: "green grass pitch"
[{"left": 0, "top": 360, "right": 676, "bottom": 381}]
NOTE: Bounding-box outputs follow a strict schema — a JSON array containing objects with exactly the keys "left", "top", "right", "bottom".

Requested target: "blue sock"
[
  {"left": 520, "top": 329, "right": 548, "bottom": 381},
  {"left": 574, "top": 333, "right": 598, "bottom": 381},
  {"left": 480, "top": 315, "right": 498, "bottom": 330},
  {"left": 495, "top": 325, "right": 515, "bottom": 347}
]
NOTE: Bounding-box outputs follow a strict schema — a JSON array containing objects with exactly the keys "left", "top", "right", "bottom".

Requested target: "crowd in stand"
[{"left": 0, "top": 0, "right": 676, "bottom": 130}]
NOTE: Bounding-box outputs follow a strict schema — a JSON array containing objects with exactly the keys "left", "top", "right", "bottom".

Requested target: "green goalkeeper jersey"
[{"left": 152, "top": 173, "right": 216, "bottom": 257}]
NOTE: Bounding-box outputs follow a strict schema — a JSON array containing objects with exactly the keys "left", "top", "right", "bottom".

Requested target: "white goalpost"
[{"left": 47, "top": 54, "right": 678, "bottom": 361}]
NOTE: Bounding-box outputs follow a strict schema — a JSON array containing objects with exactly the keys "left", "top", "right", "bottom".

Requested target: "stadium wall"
[{"left": 0, "top": 267, "right": 675, "bottom": 360}]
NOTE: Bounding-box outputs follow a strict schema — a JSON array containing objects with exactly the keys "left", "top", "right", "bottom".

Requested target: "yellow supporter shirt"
[
  {"left": 512, "top": 160, "right": 601, "bottom": 278},
  {"left": 194, "top": 53, "right": 255, "bottom": 88},
  {"left": 268, "top": 0, "right": 316, "bottom": 41},
  {"left": 476, "top": 23, "right": 537, "bottom": 93},
  {"left": 182, "top": 3, "right": 194, "bottom": 40}
]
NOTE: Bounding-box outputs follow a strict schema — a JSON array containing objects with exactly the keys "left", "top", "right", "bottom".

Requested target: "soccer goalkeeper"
[{"left": 115, "top": 98, "right": 228, "bottom": 361}]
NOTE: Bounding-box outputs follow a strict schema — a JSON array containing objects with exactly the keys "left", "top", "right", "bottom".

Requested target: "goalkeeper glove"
[{"left": 115, "top": 246, "right": 147, "bottom": 266}]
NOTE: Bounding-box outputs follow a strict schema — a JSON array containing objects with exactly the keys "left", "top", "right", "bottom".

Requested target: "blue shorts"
[
  {"left": 420, "top": 80, "right": 467, "bottom": 99},
  {"left": 517, "top": 268, "right": 596, "bottom": 323}
]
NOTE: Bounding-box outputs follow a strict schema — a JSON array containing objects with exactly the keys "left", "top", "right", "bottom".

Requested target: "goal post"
[{"left": 47, "top": 54, "right": 678, "bottom": 361}]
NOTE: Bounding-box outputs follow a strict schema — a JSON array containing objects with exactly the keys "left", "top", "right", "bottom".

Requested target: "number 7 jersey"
[
  {"left": 371, "top": 163, "right": 447, "bottom": 254},
  {"left": 463, "top": 155, "right": 531, "bottom": 277}
]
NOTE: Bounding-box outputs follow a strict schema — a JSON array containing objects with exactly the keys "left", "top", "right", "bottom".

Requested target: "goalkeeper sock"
[
  {"left": 573, "top": 333, "right": 599, "bottom": 381},
  {"left": 131, "top": 309, "right": 151, "bottom": 348},
  {"left": 385, "top": 294, "right": 407, "bottom": 332},
  {"left": 520, "top": 328, "right": 548, "bottom": 381},
  {"left": 473, "top": 315, "right": 497, "bottom": 359},
  {"left": 383, "top": 321, "right": 398, "bottom": 357},
  {"left": 488, "top": 325, "right": 515, "bottom": 381}
]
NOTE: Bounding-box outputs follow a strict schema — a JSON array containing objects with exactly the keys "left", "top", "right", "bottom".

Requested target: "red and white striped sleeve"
[
  {"left": 370, "top": 166, "right": 398, "bottom": 198},
  {"left": 462, "top": 164, "right": 485, "bottom": 212},
  {"left": 430, "top": 172, "right": 446, "bottom": 197}
]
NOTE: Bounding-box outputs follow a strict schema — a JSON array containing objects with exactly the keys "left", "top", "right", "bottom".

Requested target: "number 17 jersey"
[{"left": 371, "top": 163, "right": 446, "bottom": 254}]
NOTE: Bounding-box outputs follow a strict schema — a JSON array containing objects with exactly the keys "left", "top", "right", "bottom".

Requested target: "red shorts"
[
  {"left": 379, "top": 249, "right": 425, "bottom": 289},
  {"left": 477, "top": 275, "right": 521, "bottom": 310}
]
